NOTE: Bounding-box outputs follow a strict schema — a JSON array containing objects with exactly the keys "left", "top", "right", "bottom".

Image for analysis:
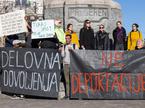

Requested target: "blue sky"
[{"left": 117, "top": 0, "right": 145, "bottom": 39}]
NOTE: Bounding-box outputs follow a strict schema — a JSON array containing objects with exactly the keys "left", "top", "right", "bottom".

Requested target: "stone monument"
[{"left": 44, "top": 0, "right": 122, "bottom": 39}]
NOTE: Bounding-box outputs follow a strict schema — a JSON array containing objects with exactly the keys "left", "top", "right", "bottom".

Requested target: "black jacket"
[
  {"left": 95, "top": 31, "right": 110, "bottom": 50},
  {"left": 79, "top": 27, "right": 95, "bottom": 50},
  {"left": 113, "top": 27, "right": 126, "bottom": 46}
]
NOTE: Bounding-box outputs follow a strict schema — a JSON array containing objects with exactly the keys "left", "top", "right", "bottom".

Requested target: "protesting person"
[
  {"left": 65, "top": 23, "right": 80, "bottom": 48},
  {"left": 39, "top": 40, "right": 58, "bottom": 49},
  {"left": 5, "top": 34, "right": 26, "bottom": 99},
  {"left": 25, "top": 16, "right": 32, "bottom": 48},
  {"left": 30, "top": 16, "right": 41, "bottom": 48},
  {"left": 54, "top": 19, "right": 66, "bottom": 45},
  {"left": 128, "top": 23, "right": 143, "bottom": 51},
  {"left": 135, "top": 39, "right": 145, "bottom": 50},
  {"left": 95, "top": 24, "right": 110, "bottom": 50},
  {"left": 113, "top": 21, "right": 126, "bottom": 50},
  {"left": 79, "top": 20, "right": 95, "bottom": 50},
  {"left": 39, "top": 19, "right": 64, "bottom": 49},
  {"left": 59, "top": 34, "right": 78, "bottom": 99},
  {"left": 5, "top": 35, "right": 19, "bottom": 47}
]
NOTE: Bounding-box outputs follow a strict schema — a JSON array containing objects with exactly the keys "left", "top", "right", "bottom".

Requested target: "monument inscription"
[{"left": 68, "top": 7, "right": 109, "bottom": 22}]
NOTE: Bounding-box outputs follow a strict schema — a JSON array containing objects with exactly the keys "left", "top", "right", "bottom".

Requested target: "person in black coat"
[
  {"left": 113, "top": 21, "right": 126, "bottom": 50},
  {"left": 79, "top": 20, "right": 95, "bottom": 50},
  {"left": 95, "top": 24, "right": 110, "bottom": 50}
]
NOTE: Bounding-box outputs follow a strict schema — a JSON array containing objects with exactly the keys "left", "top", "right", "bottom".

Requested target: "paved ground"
[
  {"left": 0, "top": 93, "right": 145, "bottom": 108},
  {"left": 0, "top": 83, "right": 145, "bottom": 108}
]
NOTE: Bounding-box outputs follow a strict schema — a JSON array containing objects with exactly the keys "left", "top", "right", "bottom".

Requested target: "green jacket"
[{"left": 55, "top": 26, "right": 66, "bottom": 44}]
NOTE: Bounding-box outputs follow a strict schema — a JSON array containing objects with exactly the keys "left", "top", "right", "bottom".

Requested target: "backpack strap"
[
  {"left": 73, "top": 44, "right": 76, "bottom": 49},
  {"left": 64, "top": 44, "right": 66, "bottom": 51}
]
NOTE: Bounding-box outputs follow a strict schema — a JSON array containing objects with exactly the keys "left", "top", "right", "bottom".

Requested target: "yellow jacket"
[
  {"left": 127, "top": 31, "right": 143, "bottom": 51},
  {"left": 65, "top": 31, "right": 80, "bottom": 48}
]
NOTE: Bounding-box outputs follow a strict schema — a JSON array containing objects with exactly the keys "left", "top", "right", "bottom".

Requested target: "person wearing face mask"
[
  {"left": 95, "top": 24, "right": 110, "bottom": 50},
  {"left": 79, "top": 20, "right": 95, "bottom": 50},
  {"left": 113, "top": 21, "right": 126, "bottom": 50},
  {"left": 65, "top": 23, "right": 80, "bottom": 48},
  {"left": 127, "top": 23, "right": 143, "bottom": 51}
]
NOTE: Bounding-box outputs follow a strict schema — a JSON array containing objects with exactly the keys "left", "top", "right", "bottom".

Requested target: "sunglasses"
[{"left": 99, "top": 27, "right": 104, "bottom": 29}]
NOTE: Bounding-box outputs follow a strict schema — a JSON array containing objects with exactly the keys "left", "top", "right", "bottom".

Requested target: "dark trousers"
[{"left": 115, "top": 44, "right": 124, "bottom": 50}]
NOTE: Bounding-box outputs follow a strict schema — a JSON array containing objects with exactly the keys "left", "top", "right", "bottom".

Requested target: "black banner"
[
  {"left": 0, "top": 48, "right": 61, "bottom": 98},
  {"left": 70, "top": 50, "right": 145, "bottom": 99}
]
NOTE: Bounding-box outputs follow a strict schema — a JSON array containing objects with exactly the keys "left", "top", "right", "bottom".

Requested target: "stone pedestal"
[
  {"left": 0, "top": 0, "right": 122, "bottom": 39},
  {"left": 44, "top": 0, "right": 122, "bottom": 39}
]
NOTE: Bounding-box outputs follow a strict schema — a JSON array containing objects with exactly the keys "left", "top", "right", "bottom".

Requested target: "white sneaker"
[
  {"left": 20, "top": 95, "right": 24, "bottom": 99},
  {"left": 11, "top": 95, "right": 21, "bottom": 100}
]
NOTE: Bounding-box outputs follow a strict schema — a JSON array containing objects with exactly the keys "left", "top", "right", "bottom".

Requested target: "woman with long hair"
[
  {"left": 128, "top": 23, "right": 143, "bottom": 51},
  {"left": 79, "top": 20, "right": 95, "bottom": 50},
  {"left": 65, "top": 23, "right": 80, "bottom": 48},
  {"left": 95, "top": 24, "right": 110, "bottom": 50}
]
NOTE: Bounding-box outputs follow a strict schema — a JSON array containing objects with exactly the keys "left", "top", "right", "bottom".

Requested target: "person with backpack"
[
  {"left": 113, "top": 21, "right": 126, "bottom": 50},
  {"left": 79, "top": 20, "right": 95, "bottom": 50},
  {"left": 128, "top": 23, "right": 143, "bottom": 51},
  {"left": 59, "top": 34, "right": 78, "bottom": 99}
]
